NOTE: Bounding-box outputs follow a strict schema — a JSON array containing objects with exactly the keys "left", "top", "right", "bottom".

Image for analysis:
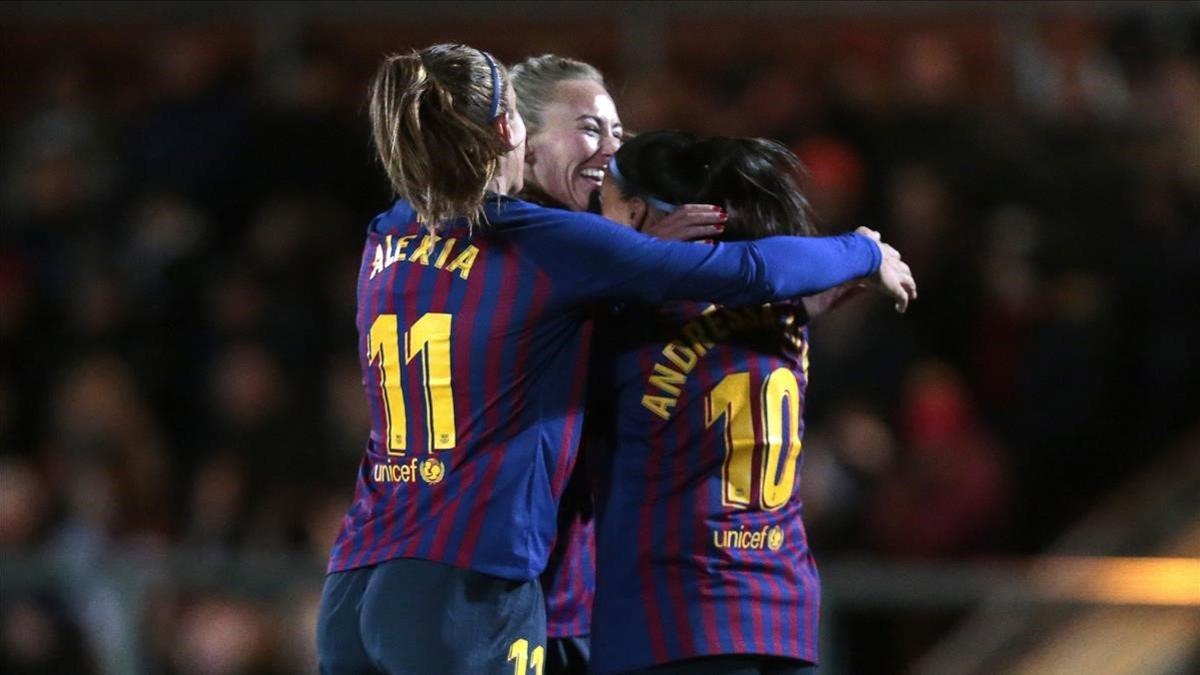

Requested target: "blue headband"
[
  {"left": 607, "top": 157, "right": 679, "bottom": 213},
  {"left": 480, "top": 51, "right": 502, "bottom": 120}
]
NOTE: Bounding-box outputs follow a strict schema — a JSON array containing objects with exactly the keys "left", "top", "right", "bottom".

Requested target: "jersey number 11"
[{"left": 368, "top": 312, "right": 456, "bottom": 454}]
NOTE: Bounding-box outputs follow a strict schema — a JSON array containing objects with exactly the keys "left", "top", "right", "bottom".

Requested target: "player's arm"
[{"left": 512, "top": 209, "right": 887, "bottom": 307}]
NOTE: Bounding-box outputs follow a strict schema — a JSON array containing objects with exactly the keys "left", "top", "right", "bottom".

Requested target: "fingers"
[
  {"left": 675, "top": 205, "right": 728, "bottom": 230},
  {"left": 650, "top": 204, "right": 728, "bottom": 241},
  {"left": 874, "top": 255, "right": 917, "bottom": 313},
  {"left": 856, "top": 226, "right": 882, "bottom": 242},
  {"left": 894, "top": 267, "right": 917, "bottom": 313},
  {"left": 672, "top": 224, "right": 725, "bottom": 240},
  {"left": 676, "top": 204, "right": 726, "bottom": 219}
]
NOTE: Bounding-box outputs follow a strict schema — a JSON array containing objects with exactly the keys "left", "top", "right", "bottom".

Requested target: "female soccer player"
[
  {"left": 511, "top": 54, "right": 730, "bottom": 675},
  {"left": 588, "top": 131, "right": 909, "bottom": 674},
  {"left": 318, "top": 44, "right": 914, "bottom": 674}
]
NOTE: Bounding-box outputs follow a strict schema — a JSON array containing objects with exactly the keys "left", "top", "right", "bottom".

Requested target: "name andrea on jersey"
[{"left": 641, "top": 304, "right": 795, "bottom": 420}]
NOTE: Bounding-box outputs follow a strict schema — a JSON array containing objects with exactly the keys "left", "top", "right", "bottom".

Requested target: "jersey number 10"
[
  {"left": 705, "top": 367, "right": 804, "bottom": 511},
  {"left": 368, "top": 312, "right": 456, "bottom": 454}
]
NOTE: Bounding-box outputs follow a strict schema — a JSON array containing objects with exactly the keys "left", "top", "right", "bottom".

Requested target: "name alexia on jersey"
[{"left": 369, "top": 232, "right": 481, "bottom": 281}]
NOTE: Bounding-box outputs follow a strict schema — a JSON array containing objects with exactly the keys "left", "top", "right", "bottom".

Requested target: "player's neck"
[{"left": 490, "top": 155, "right": 525, "bottom": 195}]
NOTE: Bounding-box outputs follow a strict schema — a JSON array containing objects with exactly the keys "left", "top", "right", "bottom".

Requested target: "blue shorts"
[{"left": 317, "top": 557, "right": 546, "bottom": 674}]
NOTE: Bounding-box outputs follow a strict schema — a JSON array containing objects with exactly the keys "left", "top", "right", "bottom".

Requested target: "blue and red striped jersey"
[
  {"left": 590, "top": 300, "right": 822, "bottom": 673},
  {"left": 327, "top": 195, "right": 880, "bottom": 581},
  {"left": 539, "top": 494, "right": 594, "bottom": 637}
]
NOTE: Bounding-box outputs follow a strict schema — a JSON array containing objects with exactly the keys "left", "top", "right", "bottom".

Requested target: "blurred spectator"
[
  {"left": 0, "top": 597, "right": 97, "bottom": 675},
  {"left": 169, "top": 598, "right": 275, "bottom": 675},
  {"left": 1013, "top": 18, "right": 1132, "bottom": 123},
  {"left": 867, "top": 361, "right": 1010, "bottom": 558},
  {"left": 794, "top": 136, "right": 866, "bottom": 231},
  {"left": 49, "top": 354, "right": 172, "bottom": 540},
  {"left": 0, "top": 459, "right": 50, "bottom": 548}
]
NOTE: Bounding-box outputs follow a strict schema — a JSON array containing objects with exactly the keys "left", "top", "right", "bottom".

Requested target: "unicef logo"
[
  {"left": 419, "top": 457, "right": 445, "bottom": 485},
  {"left": 767, "top": 525, "right": 785, "bottom": 552}
]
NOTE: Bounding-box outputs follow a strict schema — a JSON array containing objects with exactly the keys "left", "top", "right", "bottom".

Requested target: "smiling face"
[{"left": 525, "top": 79, "right": 623, "bottom": 211}]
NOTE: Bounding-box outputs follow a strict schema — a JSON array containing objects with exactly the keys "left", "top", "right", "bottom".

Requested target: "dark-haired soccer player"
[{"left": 588, "top": 131, "right": 915, "bottom": 674}]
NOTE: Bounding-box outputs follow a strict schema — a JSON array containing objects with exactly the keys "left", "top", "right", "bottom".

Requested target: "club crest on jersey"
[
  {"left": 767, "top": 525, "right": 785, "bottom": 552},
  {"left": 419, "top": 457, "right": 445, "bottom": 485}
]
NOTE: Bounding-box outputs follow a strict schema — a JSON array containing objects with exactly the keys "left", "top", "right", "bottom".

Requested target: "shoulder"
[
  {"left": 484, "top": 194, "right": 612, "bottom": 233},
  {"left": 368, "top": 199, "right": 417, "bottom": 235}
]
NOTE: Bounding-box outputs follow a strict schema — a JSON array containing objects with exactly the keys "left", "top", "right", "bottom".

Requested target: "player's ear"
[
  {"left": 630, "top": 197, "right": 650, "bottom": 232},
  {"left": 494, "top": 114, "right": 515, "bottom": 148}
]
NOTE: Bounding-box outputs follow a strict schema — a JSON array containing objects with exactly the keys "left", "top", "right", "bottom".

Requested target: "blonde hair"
[
  {"left": 368, "top": 44, "right": 512, "bottom": 227},
  {"left": 510, "top": 54, "right": 606, "bottom": 136}
]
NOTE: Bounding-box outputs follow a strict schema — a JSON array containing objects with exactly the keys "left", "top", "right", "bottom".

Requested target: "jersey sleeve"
[{"left": 506, "top": 208, "right": 881, "bottom": 307}]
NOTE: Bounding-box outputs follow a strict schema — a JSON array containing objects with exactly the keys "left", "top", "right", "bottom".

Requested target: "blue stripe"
[
  {"left": 703, "top": 351, "right": 737, "bottom": 656},
  {"left": 439, "top": 231, "right": 505, "bottom": 561},
  {"left": 366, "top": 228, "right": 394, "bottom": 566},
  {"left": 379, "top": 221, "right": 419, "bottom": 562},
  {"left": 472, "top": 252, "right": 541, "bottom": 574},
  {"left": 759, "top": 351, "right": 780, "bottom": 653},
  {"left": 407, "top": 235, "right": 449, "bottom": 559}
]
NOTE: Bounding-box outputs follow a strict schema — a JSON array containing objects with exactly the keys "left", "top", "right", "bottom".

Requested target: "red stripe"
[
  {"left": 423, "top": 232, "right": 488, "bottom": 560},
  {"left": 636, "top": 344, "right": 670, "bottom": 663},
  {"left": 573, "top": 519, "right": 594, "bottom": 633},
  {"left": 799, "top": 341, "right": 820, "bottom": 661},
  {"left": 453, "top": 246, "right": 521, "bottom": 566},
  {"left": 552, "top": 317, "right": 592, "bottom": 496},
  {"left": 762, "top": 520, "right": 786, "bottom": 655},
  {"left": 503, "top": 266, "right": 551, "bottom": 439},
  {"left": 384, "top": 235, "right": 427, "bottom": 561},
  {"left": 744, "top": 356, "right": 769, "bottom": 655},
  {"left": 793, "top": 525, "right": 810, "bottom": 657},
  {"left": 453, "top": 441, "right": 505, "bottom": 567},
  {"left": 802, "top": 530, "right": 818, "bottom": 659},
  {"left": 687, "top": 344, "right": 723, "bottom": 656},
  {"left": 350, "top": 236, "right": 391, "bottom": 570},
  {"left": 663, "top": 345, "right": 697, "bottom": 658},
  {"left": 768, "top": 355, "right": 807, "bottom": 656},
  {"left": 361, "top": 237, "right": 390, "bottom": 455}
]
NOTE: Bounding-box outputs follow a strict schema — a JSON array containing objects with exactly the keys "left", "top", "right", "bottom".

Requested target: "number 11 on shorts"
[{"left": 507, "top": 638, "right": 544, "bottom": 675}]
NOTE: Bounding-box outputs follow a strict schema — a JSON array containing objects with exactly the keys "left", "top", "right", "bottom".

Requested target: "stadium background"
[{"left": 1, "top": 1, "right": 1197, "bottom": 673}]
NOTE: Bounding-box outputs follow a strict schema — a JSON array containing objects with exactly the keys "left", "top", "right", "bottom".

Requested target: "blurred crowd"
[{"left": 2, "top": 9, "right": 1198, "bottom": 674}]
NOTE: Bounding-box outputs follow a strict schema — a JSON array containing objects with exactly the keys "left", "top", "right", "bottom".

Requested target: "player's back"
[
  {"left": 590, "top": 300, "right": 820, "bottom": 673},
  {"left": 328, "top": 196, "right": 595, "bottom": 581}
]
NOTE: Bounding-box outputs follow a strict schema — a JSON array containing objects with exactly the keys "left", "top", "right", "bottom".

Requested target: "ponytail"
[{"left": 368, "top": 44, "right": 512, "bottom": 228}]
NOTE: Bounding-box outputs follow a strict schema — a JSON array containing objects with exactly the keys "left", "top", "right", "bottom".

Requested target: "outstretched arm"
[{"left": 509, "top": 208, "right": 886, "bottom": 307}]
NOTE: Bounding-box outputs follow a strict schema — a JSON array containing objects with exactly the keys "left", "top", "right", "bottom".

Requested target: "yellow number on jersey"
[
  {"left": 406, "top": 313, "right": 456, "bottom": 450},
  {"left": 367, "top": 312, "right": 456, "bottom": 454},
  {"left": 705, "top": 366, "right": 805, "bottom": 511},
  {"left": 705, "top": 372, "right": 755, "bottom": 508},
  {"left": 760, "top": 368, "right": 803, "bottom": 510}
]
